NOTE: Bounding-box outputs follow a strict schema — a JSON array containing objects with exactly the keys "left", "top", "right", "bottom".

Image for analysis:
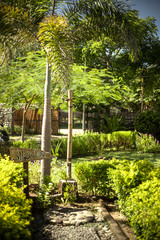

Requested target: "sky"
[{"left": 129, "top": 0, "right": 160, "bottom": 37}]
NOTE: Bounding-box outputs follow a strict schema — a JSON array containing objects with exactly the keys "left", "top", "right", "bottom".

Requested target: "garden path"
[{"left": 31, "top": 199, "right": 135, "bottom": 240}]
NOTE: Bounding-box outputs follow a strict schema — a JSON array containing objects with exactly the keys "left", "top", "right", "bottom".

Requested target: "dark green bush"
[
  {"left": 74, "top": 159, "right": 115, "bottom": 196},
  {"left": 0, "top": 155, "right": 32, "bottom": 239},
  {"left": 124, "top": 178, "right": 160, "bottom": 240},
  {"left": 134, "top": 111, "right": 160, "bottom": 140}
]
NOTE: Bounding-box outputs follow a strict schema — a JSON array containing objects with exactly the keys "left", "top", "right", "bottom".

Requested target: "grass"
[{"left": 105, "top": 150, "right": 160, "bottom": 167}]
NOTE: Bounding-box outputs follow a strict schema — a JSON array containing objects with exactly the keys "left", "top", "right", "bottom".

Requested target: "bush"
[
  {"left": 124, "top": 178, "right": 160, "bottom": 240},
  {"left": 52, "top": 132, "right": 101, "bottom": 158},
  {"left": 136, "top": 132, "right": 160, "bottom": 153},
  {"left": 52, "top": 131, "right": 135, "bottom": 158},
  {"left": 74, "top": 159, "right": 115, "bottom": 196},
  {"left": 134, "top": 111, "right": 160, "bottom": 140},
  {"left": 108, "top": 159, "right": 155, "bottom": 208},
  {"left": 103, "top": 114, "right": 125, "bottom": 133},
  {"left": 0, "top": 155, "right": 32, "bottom": 239},
  {"left": 12, "top": 139, "right": 39, "bottom": 149}
]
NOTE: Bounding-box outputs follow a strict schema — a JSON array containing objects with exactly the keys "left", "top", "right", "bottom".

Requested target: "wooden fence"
[{"left": 14, "top": 108, "right": 59, "bottom": 134}]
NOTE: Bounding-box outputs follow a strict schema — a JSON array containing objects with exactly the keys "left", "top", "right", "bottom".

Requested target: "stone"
[{"left": 63, "top": 220, "right": 72, "bottom": 226}]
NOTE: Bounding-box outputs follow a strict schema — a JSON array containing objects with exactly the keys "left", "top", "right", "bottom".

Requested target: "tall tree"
[
  {"left": 0, "top": 51, "right": 46, "bottom": 140},
  {"left": 39, "top": 2, "right": 73, "bottom": 180}
]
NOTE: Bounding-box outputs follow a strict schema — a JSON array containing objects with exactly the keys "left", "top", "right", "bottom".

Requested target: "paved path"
[{"left": 32, "top": 201, "right": 129, "bottom": 240}]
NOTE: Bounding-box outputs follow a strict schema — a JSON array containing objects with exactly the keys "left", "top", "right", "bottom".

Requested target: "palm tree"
[
  {"left": 1, "top": 0, "right": 157, "bottom": 182},
  {"left": 39, "top": 1, "right": 73, "bottom": 180}
]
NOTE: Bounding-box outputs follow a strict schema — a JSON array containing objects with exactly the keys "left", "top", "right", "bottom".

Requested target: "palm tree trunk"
[{"left": 41, "top": 60, "right": 52, "bottom": 180}]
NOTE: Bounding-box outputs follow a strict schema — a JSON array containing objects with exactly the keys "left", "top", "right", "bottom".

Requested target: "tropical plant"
[
  {"left": 103, "top": 114, "right": 124, "bottom": 133},
  {"left": 0, "top": 155, "right": 32, "bottom": 239},
  {"left": 124, "top": 178, "right": 160, "bottom": 240},
  {"left": 136, "top": 132, "right": 160, "bottom": 153},
  {"left": 38, "top": 0, "right": 73, "bottom": 180}
]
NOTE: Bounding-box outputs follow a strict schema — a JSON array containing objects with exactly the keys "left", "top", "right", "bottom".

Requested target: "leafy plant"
[
  {"left": 0, "top": 155, "right": 32, "bottom": 239},
  {"left": 51, "top": 141, "right": 62, "bottom": 158},
  {"left": 74, "top": 159, "right": 115, "bottom": 196},
  {"left": 136, "top": 132, "right": 160, "bottom": 153},
  {"left": 103, "top": 114, "right": 124, "bottom": 133},
  {"left": 124, "top": 178, "right": 160, "bottom": 240},
  {"left": 61, "top": 180, "right": 77, "bottom": 204},
  {"left": 29, "top": 160, "right": 41, "bottom": 184},
  {"left": 108, "top": 159, "right": 155, "bottom": 208},
  {"left": 37, "top": 176, "right": 54, "bottom": 208},
  {"left": 12, "top": 139, "right": 39, "bottom": 149},
  {"left": 51, "top": 131, "right": 135, "bottom": 158}
]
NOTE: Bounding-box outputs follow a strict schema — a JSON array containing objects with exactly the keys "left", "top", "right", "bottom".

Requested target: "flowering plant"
[{"left": 136, "top": 132, "right": 160, "bottom": 153}]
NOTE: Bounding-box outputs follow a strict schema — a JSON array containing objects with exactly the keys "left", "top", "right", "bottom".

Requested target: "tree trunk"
[
  {"left": 82, "top": 103, "right": 86, "bottom": 132},
  {"left": 141, "top": 77, "right": 144, "bottom": 112},
  {"left": 21, "top": 107, "right": 26, "bottom": 142},
  {"left": 11, "top": 107, "right": 15, "bottom": 135},
  {"left": 21, "top": 95, "right": 36, "bottom": 142},
  {"left": 41, "top": 61, "right": 52, "bottom": 181}
]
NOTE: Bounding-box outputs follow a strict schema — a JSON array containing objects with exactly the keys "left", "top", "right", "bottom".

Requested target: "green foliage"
[
  {"left": 51, "top": 131, "right": 135, "bottom": 158},
  {"left": 51, "top": 132, "right": 101, "bottom": 158},
  {"left": 12, "top": 139, "right": 39, "bottom": 149},
  {"left": 103, "top": 114, "right": 124, "bottom": 133},
  {"left": 38, "top": 15, "right": 73, "bottom": 87},
  {"left": 0, "top": 51, "right": 45, "bottom": 108},
  {"left": 61, "top": 180, "right": 77, "bottom": 204},
  {"left": 29, "top": 160, "right": 41, "bottom": 184},
  {"left": 37, "top": 178, "right": 54, "bottom": 208},
  {"left": 124, "top": 178, "right": 160, "bottom": 240},
  {"left": 100, "top": 131, "right": 136, "bottom": 150},
  {"left": 0, "top": 155, "right": 32, "bottom": 239},
  {"left": 134, "top": 111, "right": 160, "bottom": 140},
  {"left": 136, "top": 132, "right": 160, "bottom": 153},
  {"left": 71, "top": 65, "right": 125, "bottom": 106},
  {"left": 74, "top": 156, "right": 160, "bottom": 239},
  {"left": 108, "top": 159, "right": 155, "bottom": 208},
  {"left": 0, "top": 154, "right": 25, "bottom": 188},
  {"left": 74, "top": 160, "right": 114, "bottom": 196}
]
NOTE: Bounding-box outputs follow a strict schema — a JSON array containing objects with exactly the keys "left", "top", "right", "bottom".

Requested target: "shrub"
[
  {"left": 136, "top": 132, "right": 160, "bottom": 153},
  {"left": 134, "top": 111, "right": 160, "bottom": 140},
  {"left": 103, "top": 114, "right": 125, "bottom": 133},
  {"left": 109, "top": 131, "right": 136, "bottom": 150},
  {"left": 108, "top": 159, "right": 155, "bottom": 208},
  {"left": 52, "top": 131, "right": 135, "bottom": 158},
  {"left": 124, "top": 178, "right": 160, "bottom": 240},
  {"left": 52, "top": 132, "right": 101, "bottom": 158},
  {"left": 12, "top": 139, "right": 39, "bottom": 149},
  {"left": 74, "top": 159, "right": 115, "bottom": 196},
  {"left": 0, "top": 155, "right": 32, "bottom": 239}
]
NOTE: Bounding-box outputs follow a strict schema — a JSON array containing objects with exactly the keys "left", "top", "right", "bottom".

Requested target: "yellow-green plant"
[
  {"left": 0, "top": 155, "right": 32, "bottom": 239},
  {"left": 124, "top": 178, "right": 160, "bottom": 240}
]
